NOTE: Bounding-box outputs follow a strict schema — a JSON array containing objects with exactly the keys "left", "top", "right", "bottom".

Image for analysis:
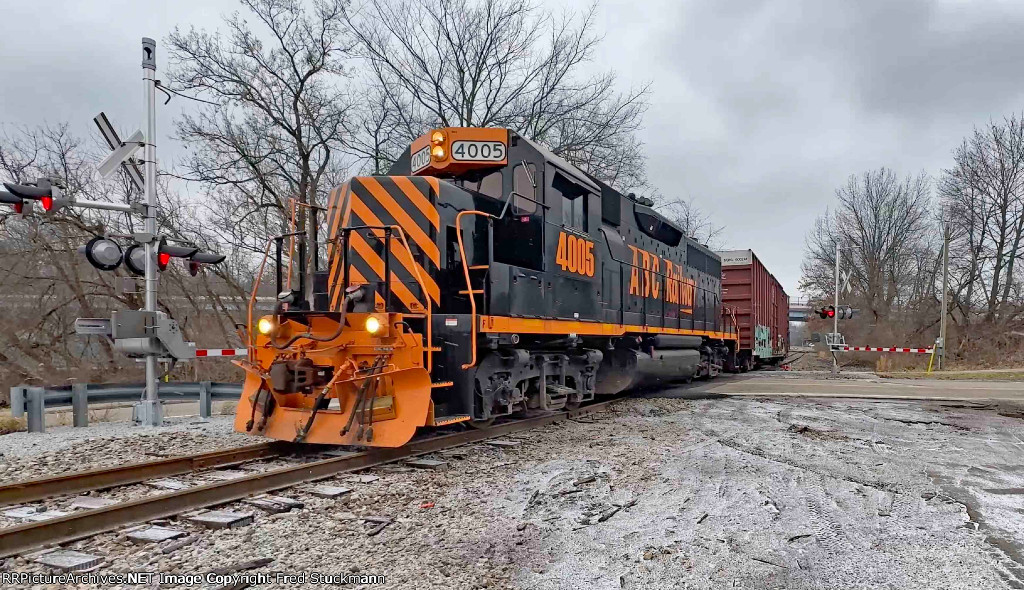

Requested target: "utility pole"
[
  {"left": 138, "top": 38, "right": 162, "bottom": 426},
  {"left": 938, "top": 220, "right": 950, "bottom": 371},
  {"left": 832, "top": 242, "right": 840, "bottom": 375}
]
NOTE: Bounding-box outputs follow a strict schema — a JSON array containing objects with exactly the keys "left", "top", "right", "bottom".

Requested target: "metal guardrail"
[{"left": 9, "top": 382, "right": 243, "bottom": 433}]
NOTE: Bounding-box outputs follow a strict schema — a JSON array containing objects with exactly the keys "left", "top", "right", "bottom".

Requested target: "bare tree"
[
  {"left": 800, "top": 168, "right": 937, "bottom": 326},
  {"left": 347, "top": 0, "right": 650, "bottom": 190},
  {"left": 166, "top": 0, "right": 356, "bottom": 297},
  {"left": 939, "top": 115, "right": 1024, "bottom": 326},
  {"left": 656, "top": 196, "right": 724, "bottom": 248}
]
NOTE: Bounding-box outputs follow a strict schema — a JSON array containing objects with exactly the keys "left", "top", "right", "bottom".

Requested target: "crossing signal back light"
[
  {"left": 80, "top": 237, "right": 123, "bottom": 271},
  {"left": 0, "top": 190, "right": 28, "bottom": 214},
  {"left": 188, "top": 250, "right": 226, "bottom": 276},
  {"left": 3, "top": 178, "right": 68, "bottom": 214}
]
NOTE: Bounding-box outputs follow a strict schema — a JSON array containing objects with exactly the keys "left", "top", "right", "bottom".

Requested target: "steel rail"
[
  {"left": 0, "top": 400, "right": 617, "bottom": 558},
  {"left": 0, "top": 442, "right": 291, "bottom": 508}
]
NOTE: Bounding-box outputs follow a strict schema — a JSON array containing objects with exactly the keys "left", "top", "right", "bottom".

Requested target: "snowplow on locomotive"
[{"left": 234, "top": 127, "right": 741, "bottom": 447}]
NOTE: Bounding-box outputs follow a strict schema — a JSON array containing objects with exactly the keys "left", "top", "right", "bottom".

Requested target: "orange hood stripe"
[
  {"left": 392, "top": 176, "right": 440, "bottom": 229},
  {"left": 359, "top": 176, "right": 440, "bottom": 266}
]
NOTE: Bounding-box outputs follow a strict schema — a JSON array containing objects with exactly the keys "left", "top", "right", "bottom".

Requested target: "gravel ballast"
[{"left": 0, "top": 416, "right": 254, "bottom": 483}]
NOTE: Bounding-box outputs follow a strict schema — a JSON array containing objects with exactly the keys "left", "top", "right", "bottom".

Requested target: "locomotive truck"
[{"left": 234, "top": 127, "right": 744, "bottom": 447}]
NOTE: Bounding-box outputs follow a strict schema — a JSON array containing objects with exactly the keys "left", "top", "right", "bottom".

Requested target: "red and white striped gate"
[
  {"left": 194, "top": 348, "right": 247, "bottom": 358},
  {"left": 832, "top": 346, "right": 933, "bottom": 354}
]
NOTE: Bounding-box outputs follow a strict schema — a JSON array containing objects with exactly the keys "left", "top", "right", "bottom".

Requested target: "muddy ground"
[{"left": 2, "top": 376, "right": 1024, "bottom": 589}]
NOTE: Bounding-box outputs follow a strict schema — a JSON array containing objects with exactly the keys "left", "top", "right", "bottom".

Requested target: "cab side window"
[
  {"left": 457, "top": 170, "right": 503, "bottom": 200},
  {"left": 552, "top": 171, "right": 588, "bottom": 233},
  {"left": 512, "top": 163, "right": 538, "bottom": 215}
]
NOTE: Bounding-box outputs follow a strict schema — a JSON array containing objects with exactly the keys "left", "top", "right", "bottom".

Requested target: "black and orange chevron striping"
[{"left": 325, "top": 176, "right": 440, "bottom": 313}]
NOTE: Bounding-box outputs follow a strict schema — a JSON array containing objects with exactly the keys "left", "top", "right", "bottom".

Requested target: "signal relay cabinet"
[{"left": 717, "top": 249, "right": 789, "bottom": 369}]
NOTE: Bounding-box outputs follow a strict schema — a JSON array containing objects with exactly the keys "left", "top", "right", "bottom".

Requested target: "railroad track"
[
  {"left": 0, "top": 441, "right": 293, "bottom": 507},
  {"left": 0, "top": 400, "right": 616, "bottom": 558}
]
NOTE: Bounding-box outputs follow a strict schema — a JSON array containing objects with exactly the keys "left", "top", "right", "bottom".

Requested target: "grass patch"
[
  {"left": 0, "top": 415, "right": 27, "bottom": 434},
  {"left": 879, "top": 370, "right": 1024, "bottom": 381}
]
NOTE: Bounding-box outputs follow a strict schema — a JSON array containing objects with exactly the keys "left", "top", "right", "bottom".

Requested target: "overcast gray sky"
[{"left": 3, "top": 0, "right": 1024, "bottom": 296}]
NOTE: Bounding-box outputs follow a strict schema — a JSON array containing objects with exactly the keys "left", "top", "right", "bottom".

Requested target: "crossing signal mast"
[{"left": 0, "top": 38, "right": 231, "bottom": 426}]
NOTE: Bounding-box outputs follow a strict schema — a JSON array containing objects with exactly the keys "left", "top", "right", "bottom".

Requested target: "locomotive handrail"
[
  {"left": 455, "top": 209, "right": 495, "bottom": 369},
  {"left": 332, "top": 224, "right": 435, "bottom": 369},
  {"left": 246, "top": 224, "right": 435, "bottom": 368},
  {"left": 247, "top": 231, "right": 304, "bottom": 361},
  {"left": 387, "top": 224, "right": 434, "bottom": 369}
]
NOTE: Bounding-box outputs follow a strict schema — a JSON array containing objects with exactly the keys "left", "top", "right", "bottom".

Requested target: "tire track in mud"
[
  {"left": 803, "top": 492, "right": 852, "bottom": 555},
  {"left": 700, "top": 426, "right": 900, "bottom": 494},
  {"left": 928, "top": 475, "right": 1024, "bottom": 589}
]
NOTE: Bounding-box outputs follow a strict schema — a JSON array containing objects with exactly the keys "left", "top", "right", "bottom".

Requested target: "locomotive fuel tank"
[{"left": 595, "top": 347, "right": 701, "bottom": 395}]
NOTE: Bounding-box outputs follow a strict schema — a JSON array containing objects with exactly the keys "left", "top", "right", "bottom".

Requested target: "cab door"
[
  {"left": 493, "top": 161, "right": 543, "bottom": 271},
  {"left": 496, "top": 161, "right": 547, "bottom": 318}
]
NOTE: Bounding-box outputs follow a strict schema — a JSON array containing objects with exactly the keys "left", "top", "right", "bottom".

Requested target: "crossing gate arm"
[
  {"left": 195, "top": 348, "right": 247, "bottom": 358},
  {"left": 832, "top": 346, "right": 934, "bottom": 354}
]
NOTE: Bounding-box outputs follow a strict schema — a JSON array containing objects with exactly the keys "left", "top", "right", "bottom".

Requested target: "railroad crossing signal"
[
  {"left": 81, "top": 236, "right": 224, "bottom": 276},
  {"left": 189, "top": 251, "right": 227, "bottom": 276},
  {"left": 80, "top": 237, "right": 124, "bottom": 271},
  {"left": 3, "top": 178, "right": 70, "bottom": 214},
  {"left": 818, "top": 305, "right": 854, "bottom": 319},
  {"left": 94, "top": 112, "right": 145, "bottom": 193},
  {"left": 156, "top": 240, "right": 200, "bottom": 272},
  {"left": 0, "top": 189, "right": 30, "bottom": 214}
]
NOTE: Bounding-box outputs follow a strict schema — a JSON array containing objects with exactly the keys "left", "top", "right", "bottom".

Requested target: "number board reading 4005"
[
  {"left": 411, "top": 146, "right": 431, "bottom": 172},
  {"left": 555, "top": 231, "right": 595, "bottom": 277},
  {"left": 451, "top": 141, "right": 506, "bottom": 162}
]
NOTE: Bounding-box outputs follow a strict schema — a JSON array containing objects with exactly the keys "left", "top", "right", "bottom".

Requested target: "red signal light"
[
  {"left": 826, "top": 308, "right": 835, "bottom": 318},
  {"left": 157, "top": 251, "right": 171, "bottom": 270},
  {"left": 40, "top": 196, "right": 53, "bottom": 211},
  {"left": 14, "top": 203, "right": 23, "bottom": 214}
]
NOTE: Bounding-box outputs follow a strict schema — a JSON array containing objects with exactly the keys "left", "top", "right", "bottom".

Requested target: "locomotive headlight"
[
  {"left": 430, "top": 131, "right": 445, "bottom": 145},
  {"left": 364, "top": 316, "right": 382, "bottom": 334},
  {"left": 431, "top": 145, "right": 445, "bottom": 160},
  {"left": 257, "top": 316, "right": 276, "bottom": 335}
]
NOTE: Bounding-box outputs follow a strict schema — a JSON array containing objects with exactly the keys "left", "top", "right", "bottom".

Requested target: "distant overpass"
[{"left": 789, "top": 301, "right": 811, "bottom": 322}]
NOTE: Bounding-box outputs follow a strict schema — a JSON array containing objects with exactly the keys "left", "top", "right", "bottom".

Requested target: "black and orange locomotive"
[{"left": 235, "top": 127, "right": 738, "bottom": 447}]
